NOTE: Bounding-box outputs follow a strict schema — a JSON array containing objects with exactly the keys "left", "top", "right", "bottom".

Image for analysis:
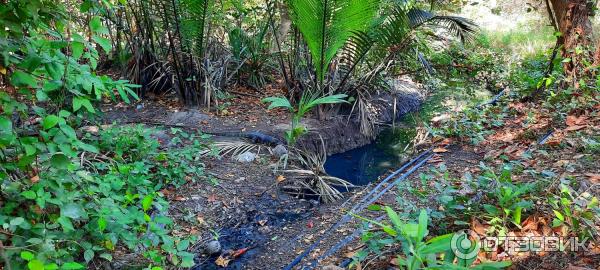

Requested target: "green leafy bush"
[{"left": 0, "top": 1, "right": 208, "bottom": 267}]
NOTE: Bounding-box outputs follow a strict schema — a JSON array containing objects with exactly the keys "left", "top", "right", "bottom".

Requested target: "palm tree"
[{"left": 287, "top": 0, "right": 380, "bottom": 85}]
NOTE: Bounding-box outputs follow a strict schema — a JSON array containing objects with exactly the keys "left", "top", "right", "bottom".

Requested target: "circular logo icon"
[{"left": 451, "top": 230, "right": 481, "bottom": 260}]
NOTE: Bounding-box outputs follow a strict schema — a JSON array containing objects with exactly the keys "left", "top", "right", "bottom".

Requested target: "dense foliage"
[{"left": 0, "top": 1, "right": 213, "bottom": 268}]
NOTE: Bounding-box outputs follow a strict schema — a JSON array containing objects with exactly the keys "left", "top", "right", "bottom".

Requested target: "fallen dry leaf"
[
  {"left": 521, "top": 215, "right": 538, "bottom": 232},
  {"left": 566, "top": 115, "right": 587, "bottom": 126},
  {"left": 30, "top": 175, "right": 40, "bottom": 183},
  {"left": 276, "top": 175, "right": 286, "bottom": 183},
  {"left": 471, "top": 218, "right": 487, "bottom": 235},
  {"left": 565, "top": 125, "right": 586, "bottom": 131},
  {"left": 585, "top": 173, "right": 600, "bottom": 184},
  {"left": 433, "top": 147, "right": 449, "bottom": 153},
  {"left": 344, "top": 251, "right": 356, "bottom": 258},
  {"left": 215, "top": 255, "right": 230, "bottom": 267},
  {"left": 207, "top": 194, "right": 218, "bottom": 203}
]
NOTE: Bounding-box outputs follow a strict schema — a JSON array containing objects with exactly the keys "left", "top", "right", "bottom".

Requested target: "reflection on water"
[{"left": 324, "top": 128, "right": 416, "bottom": 186}]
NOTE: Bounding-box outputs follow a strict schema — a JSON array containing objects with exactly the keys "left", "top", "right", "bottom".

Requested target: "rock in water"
[
  {"left": 273, "top": 144, "right": 288, "bottom": 157},
  {"left": 236, "top": 152, "right": 256, "bottom": 163},
  {"left": 203, "top": 240, "right": 221, "bottom": 255}
]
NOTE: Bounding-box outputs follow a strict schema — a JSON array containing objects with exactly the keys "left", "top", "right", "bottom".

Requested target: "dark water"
[{"left": 324, "top": 128, "right": 416, "bottom": 186}]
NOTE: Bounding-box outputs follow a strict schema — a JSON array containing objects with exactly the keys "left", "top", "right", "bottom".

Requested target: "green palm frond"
[
  {"left": 407, "top": 9, "right": 478, "bottom": 43},
  {"left": 337, "top": 6, "right": 477, "bottom": 85},
  {"left": 180, "top": 0, "right": 212, "bottom": 57},
  {"left": 288, "top": 0, "right": 380, "bottom": 83}
]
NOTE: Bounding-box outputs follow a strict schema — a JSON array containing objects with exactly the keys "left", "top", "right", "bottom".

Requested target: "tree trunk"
[{"left": 548, "top": 0, "right": 595, "bottom": 82}]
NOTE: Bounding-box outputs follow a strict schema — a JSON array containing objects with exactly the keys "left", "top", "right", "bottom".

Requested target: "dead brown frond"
[
  {"left": 283, "top": 138, "right": 354, "bottom": 203},
  {"left": 201, "top": 140, "right": 272, "bottom": 159}
]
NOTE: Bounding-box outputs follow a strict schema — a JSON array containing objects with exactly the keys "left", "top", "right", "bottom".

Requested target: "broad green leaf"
[
  {"left": 61, "top": 203, "right": 87, "bottom": 219},
  {"left": 28, "top": 260, "right": 44, "bottom": 270},
  {"left": 384, "top": 206, "right": 403, "bottom": 230},
  {"left": 73, "top": 97, "right": 95, "bottom": 113},
  {"left": 98, "top": 217, "right": 107, "bottom": 232},
  {"left": 471, "top": 261, "right": 512, "bottom": 269},
  {"left": 21, "top": 190, "right": 37, "bottom": 199},
  {"left": 62, "top": 262, "right": 84, "bottom": 269},
  {"left": 513, "top": 207, "right": 522, "bottom": 225},
  {"left": 142, "top": 195, "right": 153, "bottom": 212},
  {"left": 42, "top": 115, "right": 60, "bottom": 130},
  {"left": 261, "top": 97, "right": 292, "bottom": 110},
  {"left": 307, "top": 94, "right": 348, "bottom": 108},
  {"left": 45, "top": 62, "right": 64, "bottom": 80},
  {"left": 57, "top": 216, "right": 74, "bottom": 231},
  {"left": 76, "top": 141, "right": 99, "bottom": 153},
  {"left": 72, "top": 42, "right": 84, "bottom": 59},
  {"left": 417, "top": 209, "right": 428, "bottom": 240},
  {"left": 93, "top": 35, "right": 112, "bottom": 52},
  {"left": 43, "top": 80, "right": 62, "bottom": 92},
  {"left": 177, "top": 239, "right": 190, "bottom": 251},
  {"left": 11, "top": 71, "right": 37, "bottom": 87},
  {"left": 60, "top": 123, "right": 77, "bottom": 139},
  {"left": 553, "top": 210, "right": 564, "bottom": 221},
  {"left": 50, "top": 153, "right": 70, "bottom": 169},
  {"left": 10, "top": 217, "right": 24, "bottom": 226},
  {"left": 36, "top": 90, "right": 49, "bottom": 101},
  {"left": 84, "top": 249, "right": 94, "bottom": 262},
  {"left": 421, "top": 233, "right": 453, "bottom": 254},
  {"left": 89, "top": 16, "right": 108, "bottom": 34},
  {"left": 180, "top": 251, "right": 195, "bottom": 267},
  {"left": 116, "top": 86, "right": 130, "bottom": 103},
  {"left": 0, "top": 116, "right": 11, "bottom": 132},
  {"left": 99, "top": 253, "right": 112, "bottom": 261},
  {"left": 483, "top": 204, "right": 500, "bottom": 215},
  {"left": 20, "top": 251, "right": 35, "bottom": 261}
]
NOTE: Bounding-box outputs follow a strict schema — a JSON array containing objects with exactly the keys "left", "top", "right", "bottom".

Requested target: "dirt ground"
[{"left": 100, "top": 86, "right": 599, "bottom": 270}]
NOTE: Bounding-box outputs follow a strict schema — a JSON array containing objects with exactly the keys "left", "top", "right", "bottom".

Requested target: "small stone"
[
  {"left": 236, "top": 152, "right": 256, "bottom": 163},
  {"left": 272, "top": 144, "right": 288, "bottom": 157},
  {"left": 203, "top": 240, "right": 221, "bottom": 255}
]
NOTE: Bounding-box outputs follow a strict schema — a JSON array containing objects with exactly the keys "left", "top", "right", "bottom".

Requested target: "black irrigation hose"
[
  {"left": 476, "top": 89, "right": 505, "bottom": 109},
  {"left": 286, "top": 88, "right": 511, "bottom": 270},
  {"left": 302, "top": 154, "right": 434, "bottom": 270},
  {"left": 283, "top": 152, "right": 433, "bottom": 270},
  {"left": 538, "top": 130, "right": 554, "bottom": 145},
  {"left": 303, "top": 215, "right": 387, "bottom": 270}
]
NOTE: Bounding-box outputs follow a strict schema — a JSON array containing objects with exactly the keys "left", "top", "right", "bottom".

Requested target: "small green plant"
[
  {"left": 480, "top": 168, "right": 535, "bottom": 234},
  {"left": 548, "top": 182, "right": 600, "bottom": 238},
  {"left": 262, "top": 92, "right": 347, "bottom": 145},
  {"left": 355, "top": 208, "right": 511, "bottom": 270}
]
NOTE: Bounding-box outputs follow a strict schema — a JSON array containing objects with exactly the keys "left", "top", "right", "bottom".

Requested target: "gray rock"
[
  {"left": 236, "top": 152, "right": 256, "bottom": 163},
  {"left": 166, "top": 110, "right": 210, "bottom": 126},
  {"left": 203, "top": 240, "right": 221, "bottom": 255},
  {"left": 272, "top": 144, "right": 288, "bottom": 157}
]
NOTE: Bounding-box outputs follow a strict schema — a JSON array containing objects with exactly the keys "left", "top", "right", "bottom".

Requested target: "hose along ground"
[
  {"left": 312, "top": 92, "right": 555, "bottom": 270},
  {"left": 283, "top": 151, "right": 433, "bottom": 270},
  {"left": 284, "top": 89, "right": 540, "bottom": 269}
]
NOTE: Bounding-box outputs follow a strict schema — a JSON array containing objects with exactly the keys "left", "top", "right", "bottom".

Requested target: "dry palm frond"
[
  {"left": 201, "top": 140, "right": 272, "bottom": 159},
  {"left": 283, "top": 138, "right": 354, "bottom": 203}
]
